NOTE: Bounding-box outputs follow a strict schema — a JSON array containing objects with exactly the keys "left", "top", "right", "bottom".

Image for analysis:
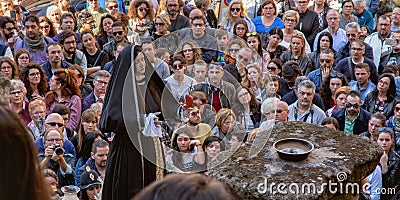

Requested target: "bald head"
[
  {"left": 275, "top": 101, "right": 289, "bottom": 123},
  {"left": 189, "top": 8, "right": 204, "bottom": 20},
  {"left": 45, "top": 113, "right": 65, "bottom": 133}
]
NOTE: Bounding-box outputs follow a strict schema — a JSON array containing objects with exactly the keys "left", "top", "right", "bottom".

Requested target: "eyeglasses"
[
  {"left": 1, "top": 66, "right": 12, "bottom": 70},
  {"left": 40, "top": 25, "right": 50, "bottom": 30},
  {"left": 330, "top": 73, "right": 343, "bottom": 78},
  {"left": 18, "top": 56, "right": 29, "bottom": 60},
  {"left": 267, "top": 66, "right": 277, "bottom": 71},
  {"left": 192, "top": 23, "right": 205, "bottom": 27},
  {"left": 10, "top": 90, "right": 23, "bottom": 96},
  {"left": 155, "top": 22, "right": 165, "bottom": 26},
  {"left": 107, "top": 5, "right": 118, "bottom": 9},
  {"left": 262, "top": 6, "right": 274, "bottom": 10},
  {"left": 95, "top": 79, "right": 109, "bottom": 85},
  {"left": 395, "top": 106, "right": 400, "bottom": 111},
  {"left": 378, "top": 127, "right": 393, "bottom": 132},
  {"left": 246, "top": 32, "right": 257, "bottom": 37},
  {"left": 236, "top": 27, "right": 246, "bottom": 31},
  {"left": 346, "top": 33, "right": 357, "bottom": 37},
  {"left": 297, "top": 1, "right": 308, "bottom": 4},
  {"left": 45, "top": 138, "right": 63, "bottom": 142},
  {"left": 29, "top": 72, "right": 40, "bottom": 77},
  {"left": 319, "top": 58, "right": 332, "bottom": 63},
  {"left": 138, "top": 7, "right": 149, "bottom": 12},
  {"left": 172, "top": 64, "right": 184, "bottom": 70},
  {"left": 46, "top": 122, "right": 64, "bottom": 127},
  {"left": 346, "top": 103, "right": 359, "bottom": 109},
  {"left": 285, "top": 19, "right": 297, "bottom": 23},
  {"left": 231, "top": 8, "right": 240, "bottom": 12},
  {"left": 113, "top": 31, "right": 123, "bottom": 36}
]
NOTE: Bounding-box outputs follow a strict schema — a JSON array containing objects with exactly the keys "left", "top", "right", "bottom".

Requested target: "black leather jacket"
[{"left": 362, "top": 92, "right": 395, "bottom": 118}]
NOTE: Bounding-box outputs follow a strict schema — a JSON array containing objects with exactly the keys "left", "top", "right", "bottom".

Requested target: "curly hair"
[
  {"left": 178, "top": 40, "right": 203, "bottom": 64},
  {"left": 19, "top": 63, "right": 48, "bottom": 101},
  {"left": 39, "top": 16, "right": 57, "bottom": 38},
  {"left": 45, "top": 69, "right": 81, "bottom": 108},
  {"left": 320, "top": 72, "right": 348, "bottom": 110},
  {"left": 0, "top": 56, "right": 18, "bottom": 79},
  {"left": 98, "top": 14, "right": 115, "bottom": 46},
  {"left": 128, "top": 0, "right": 155, "bottom": 21}
]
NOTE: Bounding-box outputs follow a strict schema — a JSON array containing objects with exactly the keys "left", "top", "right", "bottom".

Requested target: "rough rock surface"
[{"left": 209, "top": 122, "right": 382, "bottom": 200}]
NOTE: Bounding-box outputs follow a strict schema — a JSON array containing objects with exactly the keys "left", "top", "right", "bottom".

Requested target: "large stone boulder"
[{"left": 209, "top": 122, "right": 382, "bottom": 199}]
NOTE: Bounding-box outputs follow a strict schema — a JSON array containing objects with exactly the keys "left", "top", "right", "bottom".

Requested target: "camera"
[{"left": 52, "top": 144, "right": 64, "bottom": 155}]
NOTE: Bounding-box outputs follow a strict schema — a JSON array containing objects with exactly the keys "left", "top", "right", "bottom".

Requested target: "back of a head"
[
  {"left": 0, "top": 106, "right": 50, "bottom": 200},
  {"left": 133, "top": 174, "right": 233, "bottom": 200}
]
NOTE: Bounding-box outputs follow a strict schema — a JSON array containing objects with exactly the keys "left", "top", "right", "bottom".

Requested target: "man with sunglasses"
[
  {"left": 103, "top": 21, "right": 130, "bottom": 60},
  {"left": 335, "top": 22, "right": 373, "bottom": 65},
  {"left": 307, "top": 49, "right": 336, "bottom": 92},
  {"left": 334, "top": 40, "right": 379, "bottom": 85},
  {"left": 332, "top": 90, "right": 371, "bottom": 135}
]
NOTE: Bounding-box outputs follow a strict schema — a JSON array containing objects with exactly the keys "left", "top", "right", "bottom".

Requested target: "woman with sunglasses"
[
  {"left": 266, "top": 59, "right": 283, "bottom": 76},
  {"left": 308, "top": 32, "right": 335, "bottom": 70},
  {"left": 152, "top": 14, "right": 170, "bottom": 41},
  {"left": 45, "top": 69, "right": 81, "bottom": 131},
  {"left": 386, "top": 100, "right": 400, "bottom": 154},
  {"left": 326, "top": 86, "right": 352, "bottom": 117},
  {"left": 280, "top": 33, "right": 314, "bottom": 75},
  {"left": 246, "top": 32, "right": 270, "bottom": 77},
  {"left": 165, "top": 55, "right": 196, "bottom": 100},
  {"left": 252, "top": 0, "right": 284, "bottom": 34},
  {"left": 69, "top": 65, "right": 93, "bottom": 99},
  {"left": 39, "top": 16, "right": 57, "bottom": 38},
  {"left": 265, "top": 27, "right": 287, "bottom": 60},
  {"left": 376, "top": 128, "right": 400, "bottom": 200},
  {"left": 128, "top": 0, "right": 155, "bottom": 41},
  {"left": 232, "top": 87, "right": 261, "bottom": 132},
  {"left": 219, "top": 0, "right": 255, "bottom": 34},
  {"left": 19, "top": 63, "right": 48, "bottom": 101},
  {"left": 363, "top": 73, "right": 396, "bottom": 118},
  {"left": 320, "top": 72, "right": 348, "bottom": 111},
  {"left": 280, "top": 10, "right": 311, "bottom": 53}
]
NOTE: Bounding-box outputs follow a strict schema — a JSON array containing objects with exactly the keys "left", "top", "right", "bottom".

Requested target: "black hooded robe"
[{"left": 100, "top": 45, "right": 170, "bottom": 199}]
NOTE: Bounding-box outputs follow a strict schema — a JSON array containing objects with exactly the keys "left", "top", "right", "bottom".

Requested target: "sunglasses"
[
  {"left": 155, "top": 22, "right": 165, "bottom": 26},
  {"left": 395, "top": 106, "right": 400, "bottom": 111},
  {"left": 346, "top": 103, "right": 359, "bottom": 109},
  {"left": 266, "top": 109, "right": 285, "bottom": 115},
  {"left": 172, "top": 64, "right": 184, "bottom": 70},
  {"left": 330, "top": 73, "right": 343, "bottom": 78},
  {"left": 40, "top": 25, "right": 50, "bottom": 29},
  {"left": 231, "top": 8, "right": 240, "bottom": 12},
  {"left": 5, "top": 27, "right": 15, "bottom": 31},
  {"left": 378, "top": 127, "right": 392, "bottom": 132},
  {"left": 319, "top": 59, "right": 332, "bottom": 63},
  {"left": 190, "top": 111, "right": 200, "bottom": 116},
  {"left": 138, "top": 7, "right": 149, "bottom": 12},
  {"left": 113, "top": 31, "right": 123, "bottom": 36},
  {"left": 46, "top": 122, "right": 64, "bottom": 127},
  {"left": 246, "top": 32, "right": 257, "bottom": 37},
  {"left": 267, "top": 66, "right": 277, "bottom": 71},
  {"left": 108, "top": 5, "right": 118, "bottom": 9}
]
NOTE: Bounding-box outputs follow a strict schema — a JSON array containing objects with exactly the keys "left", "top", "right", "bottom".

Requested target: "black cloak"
[{"left": 100, "top": 45, "right": 174, "bottom": 199}]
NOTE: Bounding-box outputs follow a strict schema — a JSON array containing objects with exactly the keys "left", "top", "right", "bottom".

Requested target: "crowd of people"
[{"left": 3, "top": 0, "right": 400, "bottom": 199}]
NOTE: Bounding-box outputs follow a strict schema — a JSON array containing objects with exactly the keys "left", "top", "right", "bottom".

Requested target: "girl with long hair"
[
  {"left": 19, "top": 63, "right": 48, "bottom": 101},
  {"left": 219, "top": 0, "right": 255, "bottom": 34},
  {"left": 97, "top": 14, "right": 115, "bottom": 49},
  {"left": 320, "top": 72, "right": 348, "bottom": 111},
  {"left": 232, "top": 87, "right": 261, "bottom": 132},
  {"left": 246, "top": 32, "right": 270, "bottom": 77},
  {"left": 308, "top": 32, "right": 335, "bottom": 69},
  {"left": 45, "top": 69, "right": 81, "bottom": 131},
  {"left": 128, "top": 0, "right": 155, "bottom": 40},
  {"left": 280, "top": 33, "right": 314, "bottom": 75}
]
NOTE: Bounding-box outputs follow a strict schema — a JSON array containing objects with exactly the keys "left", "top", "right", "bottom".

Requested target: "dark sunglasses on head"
[
  {"left": 378, "top": 127, "right": 392, "bottom": 132},
  {"left": 113, "top": 31, "right": 123, "bottom": 36},
  {"left": 330, "top": 73, "right": 343, "bottom": 78},
  {"left": 231, "top": 8, "right": 240, "bottom": 12},
  {"left": 346, "top": 103, "right": 359, "bottom": 109}
]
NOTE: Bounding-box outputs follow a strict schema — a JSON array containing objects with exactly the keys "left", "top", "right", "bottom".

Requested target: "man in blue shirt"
[
  {"left": 348, "top": 63, "right": 375, "bottom": 102},
  {"left": 307, "top": 49, "right": 335, "bottom": 92},
  {"left": 352, "top": 0, "right": 374, "bottom": 32}
]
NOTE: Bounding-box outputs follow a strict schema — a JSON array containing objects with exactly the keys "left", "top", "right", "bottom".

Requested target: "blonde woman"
[
  {"left": 152, "top": 14, "right": 171, "bottom": 40},
  {"left": 218, "top": 0, "right": 255, "bottom": 34},
  {"left": 280, "top": 10, "right": 310, "bottom": 53},
  {"left": 280, "top": 33, "right": 314, "bottom": 75}
]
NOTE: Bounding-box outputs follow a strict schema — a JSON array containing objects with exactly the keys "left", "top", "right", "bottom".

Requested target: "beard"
[{"left": 188, "top": 119, "right": 200, "bottom": 126}]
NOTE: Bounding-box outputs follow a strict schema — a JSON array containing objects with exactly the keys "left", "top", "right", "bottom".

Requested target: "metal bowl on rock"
[{"left": 273, "top": 138, "right": 314, "bottom": 161}]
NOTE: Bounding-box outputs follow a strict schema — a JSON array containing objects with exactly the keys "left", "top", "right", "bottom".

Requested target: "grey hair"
[
  {"left": 10, "top": 79, "right": 27, "bottom": 95},
  {"left": 294, "top": 76, "right": 310, "bottom": 90},
  {"left": 94, "top": 70, "right": 111, "bottom": 79},
  {"left": 261, "top": 97, "right": 280, "bottom": 115},
  {"left": 352, "top": 0, "right": 366, "bottom": 6},
  {"left": 345, "top": 22, "right": 361, "bottom": 32},
  {"left": 297, "top": 79, "right": 316, "bottom": 92}
]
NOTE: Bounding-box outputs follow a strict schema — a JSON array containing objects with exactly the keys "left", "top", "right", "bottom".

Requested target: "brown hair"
[
  {"left": 128, "top": 0, "right": 155, "bottom": 21},
  {"left": 77, "top": 109, "right": 98, "bottom": 153}
]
